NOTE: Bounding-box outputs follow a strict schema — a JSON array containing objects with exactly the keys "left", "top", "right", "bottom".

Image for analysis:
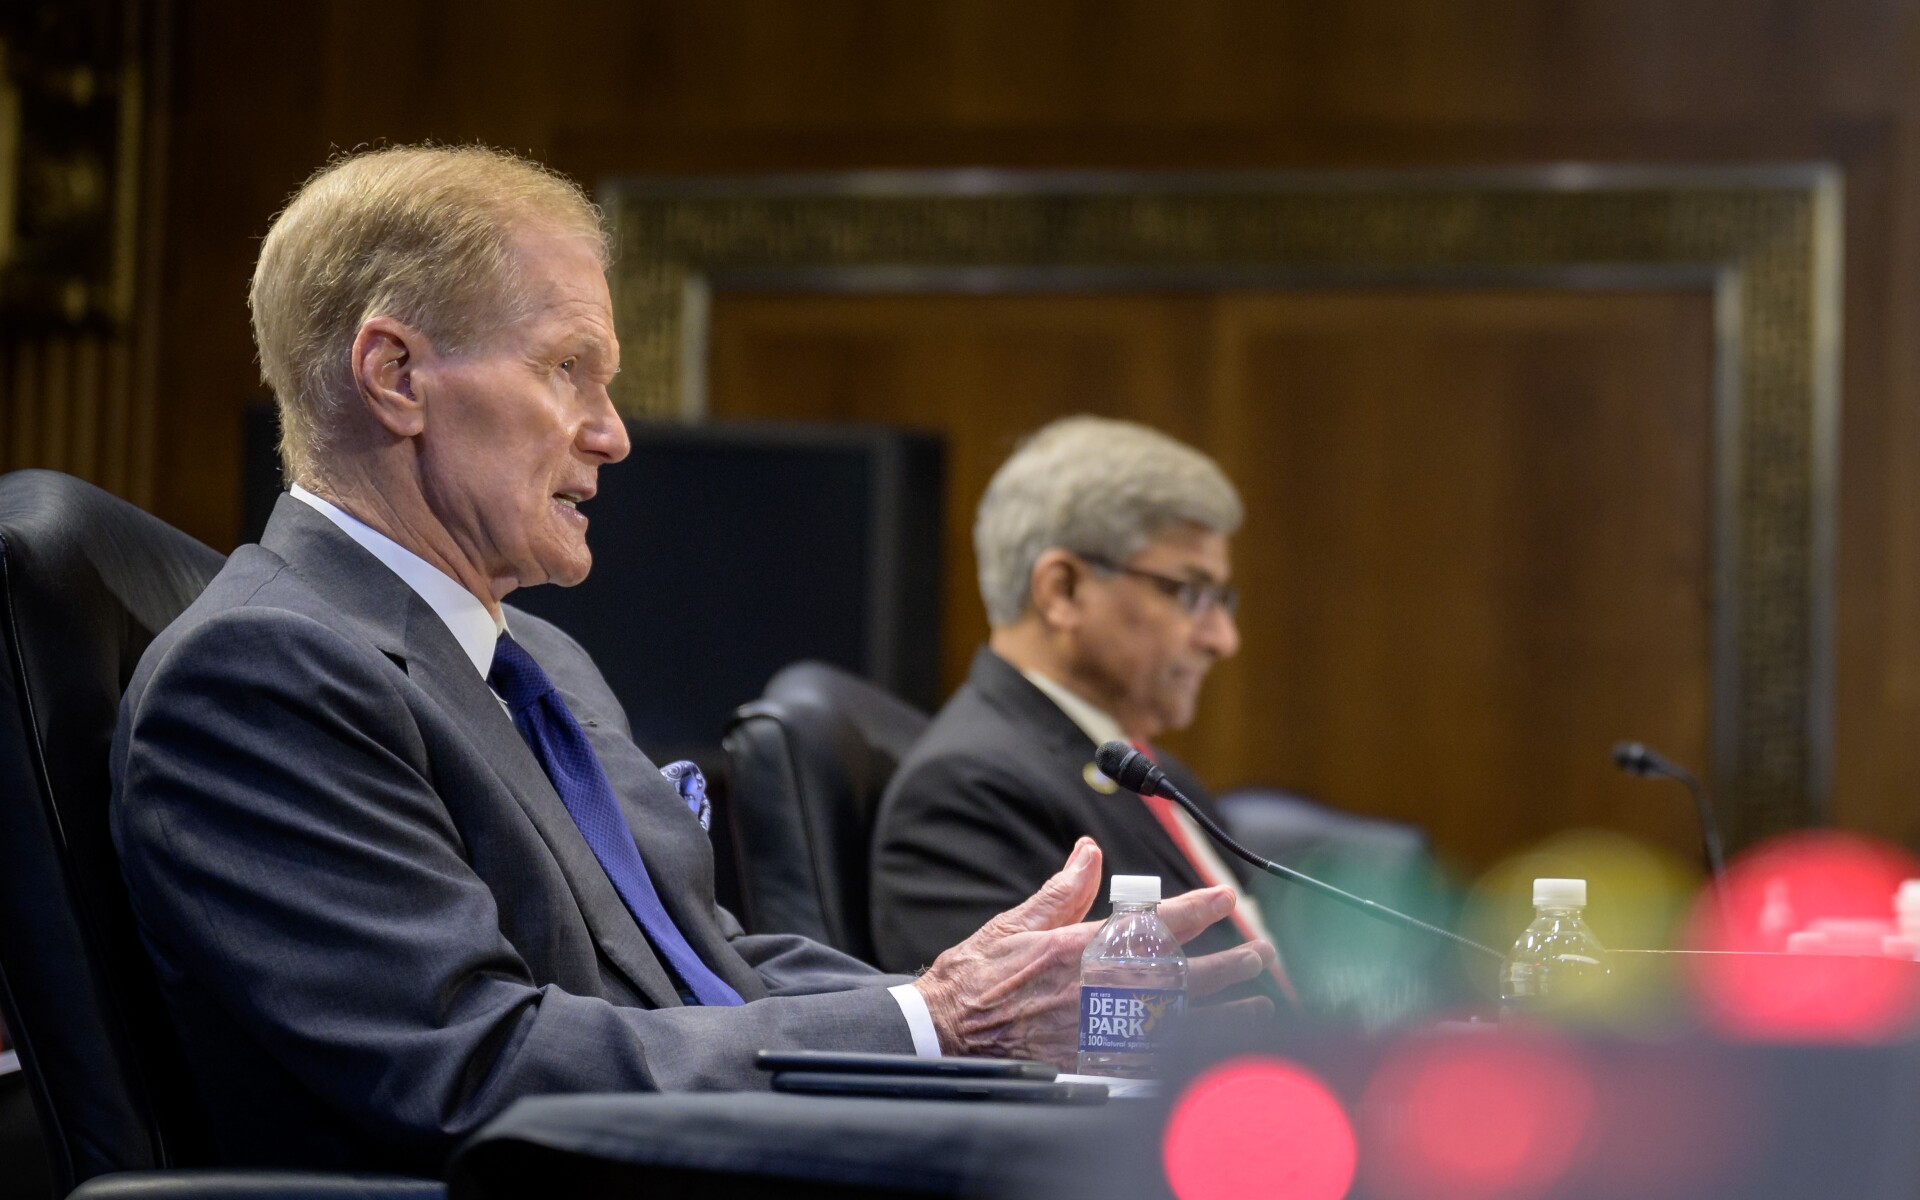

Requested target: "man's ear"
[
  {"left": 351, "top": 317, "right": 428, "bottom": 438},
  {"left": 1028, "top": 548, "right": 1087, "bottom": 631}
]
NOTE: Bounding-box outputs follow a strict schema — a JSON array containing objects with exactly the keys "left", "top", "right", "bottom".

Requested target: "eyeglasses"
[{"left": 1078, "top": 554, "right": 1241, "bottom": 618}]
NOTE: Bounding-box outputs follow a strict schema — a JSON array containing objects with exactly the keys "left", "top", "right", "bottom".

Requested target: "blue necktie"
[{"left": 489, "top": 632, "right": 743, "bottom": 1006}]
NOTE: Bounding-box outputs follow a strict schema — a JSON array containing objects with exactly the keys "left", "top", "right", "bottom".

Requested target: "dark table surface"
[{"left": 448, "top": 1090, "right": 1127, "bottom": 1200}]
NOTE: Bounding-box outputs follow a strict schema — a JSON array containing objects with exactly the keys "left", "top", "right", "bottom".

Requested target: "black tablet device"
[
  {"left": 752, "top": 1050, "right": 1057, "bottom": 1080},
  {"left": 770, "top": 1071, "right": 1108, "bottom": 1104}
]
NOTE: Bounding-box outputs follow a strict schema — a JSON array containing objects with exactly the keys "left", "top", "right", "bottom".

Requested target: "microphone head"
[
  {"left": 1094, "top": 740, "right": 1166, "bottom": 796},
  {"left": 1612, "top": 741, "right": 1657, "bottom": 777}
]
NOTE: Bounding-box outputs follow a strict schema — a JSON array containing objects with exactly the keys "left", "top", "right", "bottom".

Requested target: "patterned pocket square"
[{"left": 659, "top": 760, "right": 711, "bottom": 831}]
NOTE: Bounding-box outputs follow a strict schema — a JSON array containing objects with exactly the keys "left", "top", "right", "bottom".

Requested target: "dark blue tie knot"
[{"left": 489, "top": 632, "right": 555, "bottom": 712}]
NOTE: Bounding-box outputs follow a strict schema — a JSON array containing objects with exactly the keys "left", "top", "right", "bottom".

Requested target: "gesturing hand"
[{"left": 912, "top": 837, "right": 1277, "bottom": 1067}]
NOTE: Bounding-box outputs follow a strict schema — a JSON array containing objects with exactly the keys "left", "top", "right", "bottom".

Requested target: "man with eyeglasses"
[{"left": 870, "top": 417, "right": 1289, "bottom": 1001}]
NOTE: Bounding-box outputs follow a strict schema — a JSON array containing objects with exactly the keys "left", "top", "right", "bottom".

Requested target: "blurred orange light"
[
  {"left": 1686, "top": 831, "right": 1920, "bottom": 1041},
  {"left": 1162, "top": 1056, "right": 1356, "bottom": 1200},
  {"left": 1363, "top": 1033, "right": 1593, "bottom": 1200}
]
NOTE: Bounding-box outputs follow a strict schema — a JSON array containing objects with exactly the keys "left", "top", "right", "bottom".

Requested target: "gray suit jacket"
[{"left": 109, "top": 496, "right": 911, "bottom": 1174}]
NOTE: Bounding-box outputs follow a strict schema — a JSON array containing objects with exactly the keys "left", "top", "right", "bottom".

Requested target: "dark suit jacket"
[
  {"left": 109, "top": 496, "right": 910, "bottom": 1175},
  {"left": 869, "top": 647, "right": 1256, "bottom": 974}
]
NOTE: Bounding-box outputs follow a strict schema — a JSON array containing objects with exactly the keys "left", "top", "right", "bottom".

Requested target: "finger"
[
  {"left": 1185, "top": 943, "right": 1272, "bottom": 997},
  {"left": 1157, "top": 884, "right": 1237, "bottom": 942},
  {"left": 1188, "top": 994, "right": 1276, "bottom": 1025},
  {"left": 1245, "top": 939, "right": 1279, "bottom": 972},
  {"left": 991, "top": 837, "right": 1103, "bottom": 934}
]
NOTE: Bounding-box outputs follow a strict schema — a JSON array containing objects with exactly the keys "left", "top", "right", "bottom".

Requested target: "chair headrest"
[
  {"left": 722, "top": 661, "right": 929, "bottom": 960},
  {"left": 752, "top": 660, "right": 930, "bottom": 766},
  {"left": 0, "top": 469, "right": 225, "bottom": 864}
]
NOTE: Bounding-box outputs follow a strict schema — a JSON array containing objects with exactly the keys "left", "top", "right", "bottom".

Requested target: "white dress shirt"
[{"left": 287, "top": 485, "right": 940, "bottom": 1054}]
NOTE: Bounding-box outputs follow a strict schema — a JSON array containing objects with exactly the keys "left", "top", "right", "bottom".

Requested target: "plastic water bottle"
[
  {"left": 1078, "top": 875, "right": 1189, "bottom": 1078},
  {"left": 1499, "top": 877, "right": 1609, "bottom": 1020}
]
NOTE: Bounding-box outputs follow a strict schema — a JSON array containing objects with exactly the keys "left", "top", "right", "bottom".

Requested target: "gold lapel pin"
[{"left": 1083, "top": 761, "right": 1119, "bottom": 794}]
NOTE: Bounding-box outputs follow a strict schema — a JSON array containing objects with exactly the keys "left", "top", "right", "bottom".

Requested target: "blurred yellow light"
[{"left": 1461, "top": 830, "right": 1701, "bottom": 1028}]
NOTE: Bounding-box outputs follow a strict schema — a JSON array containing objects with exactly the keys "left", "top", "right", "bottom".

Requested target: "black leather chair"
[
  {"left": 0, "top": 470, "right": 440, "bottom": 1199},
  {"left": 721, "top": 662, "right": 930, "bottom": 963}
]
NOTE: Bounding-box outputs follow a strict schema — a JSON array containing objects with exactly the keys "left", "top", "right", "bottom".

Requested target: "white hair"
[{"left": 974, "top": 416, "right": 1243, "bottom": 627}]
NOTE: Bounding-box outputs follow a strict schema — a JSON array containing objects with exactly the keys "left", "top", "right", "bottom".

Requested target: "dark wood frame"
[{"left": 601, "top": 166, "right": 1843, "bottom": 849}]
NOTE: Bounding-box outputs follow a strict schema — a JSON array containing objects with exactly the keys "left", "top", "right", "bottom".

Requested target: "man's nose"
[
  {"left": 582, "top": 389, "right": 630, "bottom": 463},
  {"left": 1196, "top": 602, "right": 1240, "bottom": 659}
]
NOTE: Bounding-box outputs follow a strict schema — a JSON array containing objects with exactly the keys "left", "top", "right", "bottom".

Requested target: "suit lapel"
[
  {"left": 260, "top": 496, "right": 686, "bottom": 1008},
  {"left": 550, "top": 669, "right": 769, "bottom": 1003},
  {"left": 406, "top": 616, "right": 688, "bottom": 1009},
  {"left": 964, "top": 648, "right": 1212, "bottom": 896},
  {"left": 963, "top": 647, "right": 1089, "bottom": 763}
]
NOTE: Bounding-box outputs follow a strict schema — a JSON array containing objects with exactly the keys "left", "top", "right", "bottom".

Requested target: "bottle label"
[{"left": 1078, "top": 985, "right": 1185, "bottom": 1053}]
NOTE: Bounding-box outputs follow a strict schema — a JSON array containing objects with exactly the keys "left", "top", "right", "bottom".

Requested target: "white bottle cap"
[
  {"left": 1110, "top": 875, "right": 1162, "bottom": 904},
  {"left": 1896, "top": 880, "right": 1920, "bottom": 914},
  {"left": 1533, "top": 878, "right": 1586, "bottom": 908}
]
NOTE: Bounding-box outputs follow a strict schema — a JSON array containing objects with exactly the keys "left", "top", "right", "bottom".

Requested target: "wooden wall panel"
[
  {"left": 1, "top": 334, "right": 150, "bottom": 506},
  {"left": 1207, "top": 290, "right": 1716, "bottom": 866},
  {"left": 18, "top": 0, "right": 1905, "bottom": 855},
  {"left": 708, "top": 288, "right": 1716, "bottom": 869}
]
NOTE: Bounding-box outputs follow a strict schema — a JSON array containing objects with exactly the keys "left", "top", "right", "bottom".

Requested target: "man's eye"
[{"left": 559, "top": 357, "right": 577, "bottom": 374}]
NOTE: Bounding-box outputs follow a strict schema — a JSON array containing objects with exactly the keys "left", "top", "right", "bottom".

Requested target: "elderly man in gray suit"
[{"left": 107, "top": 145, "right": 1273, "bottom": 1175}]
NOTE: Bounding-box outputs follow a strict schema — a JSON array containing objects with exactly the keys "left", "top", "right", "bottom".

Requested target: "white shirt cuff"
[{"left": 888, "top": 982, "right": 943, "bottom": 1057}]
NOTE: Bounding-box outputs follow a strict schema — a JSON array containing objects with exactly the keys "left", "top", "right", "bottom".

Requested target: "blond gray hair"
[
  {"left": 974, "top": 416, "right": 1243, "bottom": 627},
  {"left": 249, "top": 143, "right": 608, "bottom": 484}
]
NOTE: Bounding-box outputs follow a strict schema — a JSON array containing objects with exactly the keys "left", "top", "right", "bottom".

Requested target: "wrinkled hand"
[{"left": 912, "top": 837, "right": 1277, "bottom": 1067}]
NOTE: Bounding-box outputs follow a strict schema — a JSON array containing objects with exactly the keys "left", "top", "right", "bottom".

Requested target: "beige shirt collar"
[{"left": 1018, "top": 667, "right": 1128, "bottom": 749}]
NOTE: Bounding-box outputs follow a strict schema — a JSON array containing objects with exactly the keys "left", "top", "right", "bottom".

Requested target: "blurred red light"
[
  {"left": 1687, "top": 831, "right": 1920, "bottom": 1041},
  {"left": 1162, "top": 1056, "right": 1356, "bottom": 1200},
  {"left": 1363, "top": 1033, "right": 1593, "bottom": 1200}
]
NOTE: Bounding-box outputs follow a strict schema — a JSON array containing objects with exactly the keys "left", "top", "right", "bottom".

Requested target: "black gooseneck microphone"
[
  {"left": 1094, "top": 741, "right": 1501, "bottom": 960},
  {"left": 1610, "top": 741, "right": 1727, "bottom": 883}
]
